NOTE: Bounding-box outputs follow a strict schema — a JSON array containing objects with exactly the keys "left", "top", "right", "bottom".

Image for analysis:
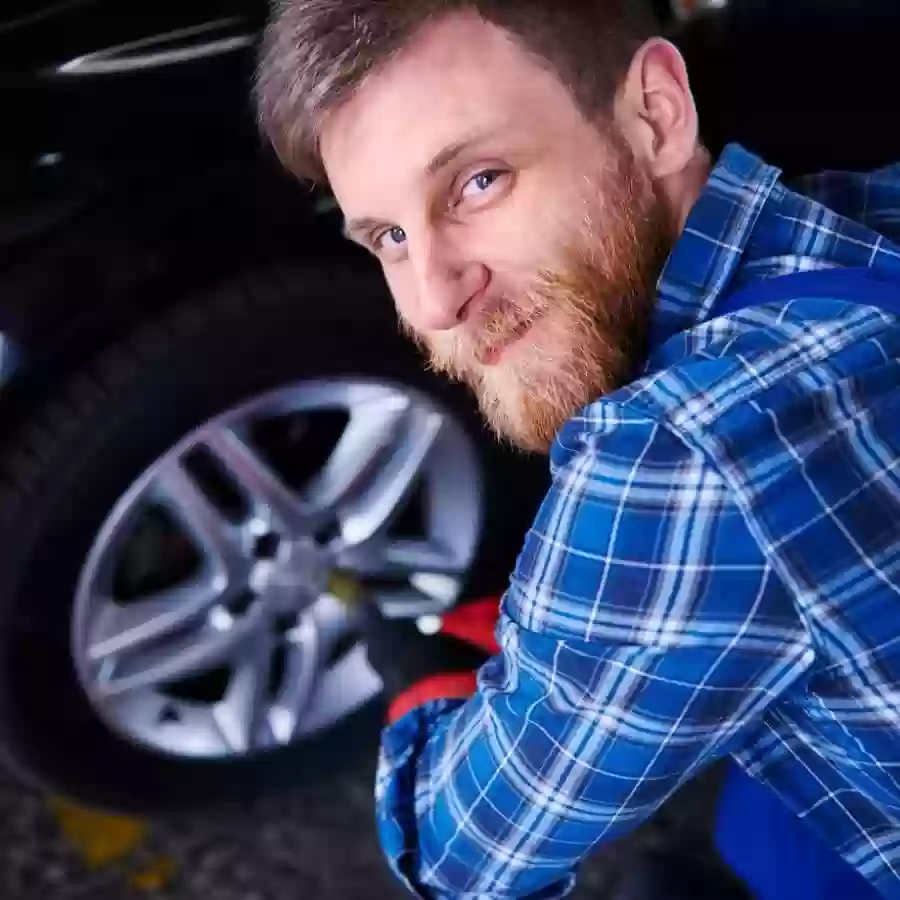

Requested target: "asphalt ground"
[{"left": 0, "top": 752, "right": 748, "bottom": 900}]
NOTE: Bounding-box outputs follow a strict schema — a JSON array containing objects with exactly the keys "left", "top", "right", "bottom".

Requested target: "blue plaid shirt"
[{"left": 376, "top": 144, "right": 900, "bottom": 899}]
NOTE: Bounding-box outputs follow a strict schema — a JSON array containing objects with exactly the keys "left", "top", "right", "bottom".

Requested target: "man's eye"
[
  {"left": 460, "top": 169, "right": 504, "bottom": 200},
  {"left": 373, "top": 226, "right": 407, "bottom": 252}
]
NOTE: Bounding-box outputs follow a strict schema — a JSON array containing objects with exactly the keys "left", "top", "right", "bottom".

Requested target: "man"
[{"left": 255, "top": 1, "right": 900, "bottom": 897}]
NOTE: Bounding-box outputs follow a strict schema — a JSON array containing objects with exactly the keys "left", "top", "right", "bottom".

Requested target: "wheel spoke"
[
  {"left": 104, "top": 692, "right": 236, "bottom": 757},
  {"left": 201, "top": 425, "right": 309, "bottom": 535},
  {"left": 92, "top": 605, "right": 265, "bottom": 698},
  {"left": 269, "top": 620, "right": 319, "bottom": 745},
  {"left": 382, "top": 537, "right": 468, "bottom": 573},
  {"left": 336, "top": 409, "right": 443, "bottom": 549},
  {"left": 309, "top": 588, "right": 360, "bottom": 645},
  {"left": 213, "top": 629, "right": 275, "bottom": 753},
  {"left": 295, "top": 643, "right": 381, "bottom": 735},
  {"left": 336, "top": 536, "right": 467, "bottom": 578},
  {"left": 304, "top": 395, "right": 410, "bottom": 511},
  {"left": 269, "top": 592, "right": 355, "bottom": 744},
  {"left": 376, "top": 584, "right": 462, "bottom": 619},
  {"left": 85, "top": 573, "right": 229, "bottom": 661},
  {"left": 154, "top": 460, "right": 244, "bottom": 573}
]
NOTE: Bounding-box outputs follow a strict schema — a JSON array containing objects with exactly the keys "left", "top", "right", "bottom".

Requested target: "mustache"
[
  {"left": 400, "top": 289, "right": 551, "bottom": 377},
  {"left": 402, "top": 251, "right": 622, "bottom": 372}
]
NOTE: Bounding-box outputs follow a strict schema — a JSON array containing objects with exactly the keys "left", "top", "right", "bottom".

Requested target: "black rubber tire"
[{"left": 0, "top": 264, "right": 547, "bottom": 813}]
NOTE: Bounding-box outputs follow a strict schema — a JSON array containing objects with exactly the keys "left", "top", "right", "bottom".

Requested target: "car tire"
[{"left": 0, "top": 263, "right": 547, "bottom": 812}]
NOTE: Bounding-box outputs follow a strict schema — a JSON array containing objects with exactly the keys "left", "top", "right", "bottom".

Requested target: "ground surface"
[{"left": 0, "top": 753, "right": 746, "bottom": 899}]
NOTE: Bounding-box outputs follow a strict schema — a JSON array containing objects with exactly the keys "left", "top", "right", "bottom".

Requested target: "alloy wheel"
[{"left": 72, "top": 378, "right": 483, "bottom": 758}]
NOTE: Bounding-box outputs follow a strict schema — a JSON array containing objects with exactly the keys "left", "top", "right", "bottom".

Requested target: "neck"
[{"left": 662, "top": 146, "right": 713, "bottom": 234}]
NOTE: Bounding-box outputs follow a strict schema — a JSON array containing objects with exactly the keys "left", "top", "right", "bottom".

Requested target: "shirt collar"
[{"left": 648, "top": 144, "right": 783, "bottom": 350}]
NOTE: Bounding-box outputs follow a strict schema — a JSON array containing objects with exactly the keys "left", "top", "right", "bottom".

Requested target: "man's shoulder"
[
  {"left": 793, "top": 163, "right": 900, "bottom": 247},
  {"left": 557, "top": 296, "right": 900, "bottom": 469}
]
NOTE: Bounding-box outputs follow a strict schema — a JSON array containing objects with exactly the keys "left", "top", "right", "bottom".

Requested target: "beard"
[{"left": 409, "top": 134, "right": 675, "bottom": 454}]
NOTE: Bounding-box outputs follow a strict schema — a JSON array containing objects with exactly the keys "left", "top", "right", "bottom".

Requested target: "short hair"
[{"left": 255, "top": 0, "right": 659, "bottom": 183}]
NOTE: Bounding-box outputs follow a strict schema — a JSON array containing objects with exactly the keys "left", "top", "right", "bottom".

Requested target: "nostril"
[
  {"left": 456, "top": 295, "right": 474, "bottom": 323},
  {"left": 415, "top": 260, "right": 491, "bottom": 331}
]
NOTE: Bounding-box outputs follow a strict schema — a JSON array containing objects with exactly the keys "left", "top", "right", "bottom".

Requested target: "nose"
[{"left": 408, "top": 237, "right": 491, "bottom": 333}]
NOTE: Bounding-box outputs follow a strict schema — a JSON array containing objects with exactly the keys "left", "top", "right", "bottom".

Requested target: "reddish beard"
[{"left": 410, "top": 143, "right": 675, "bottom": 453}]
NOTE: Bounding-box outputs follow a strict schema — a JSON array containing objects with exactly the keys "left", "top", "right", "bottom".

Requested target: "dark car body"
[{"left": 0, "top": 1, "right": 367, "bottom": 437}]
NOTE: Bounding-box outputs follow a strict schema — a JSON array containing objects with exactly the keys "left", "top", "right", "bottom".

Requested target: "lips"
[{"left": 476, "top": 312, "right": 543, "bottom": 366}]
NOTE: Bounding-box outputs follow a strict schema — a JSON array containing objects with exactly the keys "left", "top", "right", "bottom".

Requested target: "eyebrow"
[
  {"left": 342, "top": 216, "right": 382, "bottom": 243},
  {"left": 342, "top": 129, "right": 502, "bottom": 242},
  {"left": 424, "top": 130, "right": 499, "bottom": 177}
]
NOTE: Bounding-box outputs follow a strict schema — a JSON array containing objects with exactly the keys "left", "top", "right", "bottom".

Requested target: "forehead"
[{"left": 320, "top": 11, "right": 583, "bottom": 206}]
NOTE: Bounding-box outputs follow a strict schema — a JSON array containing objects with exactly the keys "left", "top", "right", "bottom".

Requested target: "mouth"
[{"left": 476, "top": 312, "right": 543, "bottom": 366}]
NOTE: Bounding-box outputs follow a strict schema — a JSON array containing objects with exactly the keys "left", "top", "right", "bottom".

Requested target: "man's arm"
[{"left": 375, "top": 409, "right": 814, "bottom": 899}]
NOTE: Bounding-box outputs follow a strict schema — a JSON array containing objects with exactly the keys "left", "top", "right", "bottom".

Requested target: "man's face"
[{"left": 321, "top": 12, "right": 675, "bottom": 452}]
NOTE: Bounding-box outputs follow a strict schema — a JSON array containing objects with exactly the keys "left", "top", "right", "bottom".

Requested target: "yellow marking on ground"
[
  {"left": 129, "top": 854, "right": 177, "bottom": 891},
  {"left": 50, "top": 797, "right": 147, "bottom": 869},
  {"left": 49, "top": 796, "right": 178, "bottom": 891}
]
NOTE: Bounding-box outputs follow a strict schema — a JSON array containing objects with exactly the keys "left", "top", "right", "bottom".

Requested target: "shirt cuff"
[
  {"left": 376, "top": 697, "right": 577, "bottom": 900},
  {"left": 376, "top": 698, "right": 465, "bottom": 899}
]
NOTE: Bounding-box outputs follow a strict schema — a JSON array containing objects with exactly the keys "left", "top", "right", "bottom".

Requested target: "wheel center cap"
[{"left": 249, "top": 538, "right": 329, "bottom": 605}]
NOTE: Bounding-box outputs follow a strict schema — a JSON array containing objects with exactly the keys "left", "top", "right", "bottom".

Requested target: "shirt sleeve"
[{"left": 375, "top": 408, "right": 814, "bottom": 899}]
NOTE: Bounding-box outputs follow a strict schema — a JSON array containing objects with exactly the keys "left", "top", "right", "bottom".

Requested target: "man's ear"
[{"left": 614, "top": 38, "right": 699, "bottom": 180}]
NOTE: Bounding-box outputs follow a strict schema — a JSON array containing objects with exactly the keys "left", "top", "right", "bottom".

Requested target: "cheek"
[{"left": 484, "top": 188, "right": 582, "bottom": 280}]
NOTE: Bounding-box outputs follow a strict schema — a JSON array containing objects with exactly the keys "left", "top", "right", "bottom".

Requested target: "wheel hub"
[{"left": 248, "top": 535, "right": 331, "bottom": 613}]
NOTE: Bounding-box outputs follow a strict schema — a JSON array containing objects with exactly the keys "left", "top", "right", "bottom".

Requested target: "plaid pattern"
[{"left": 375, "top": 144, "right": 900, "bottom": 899}]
